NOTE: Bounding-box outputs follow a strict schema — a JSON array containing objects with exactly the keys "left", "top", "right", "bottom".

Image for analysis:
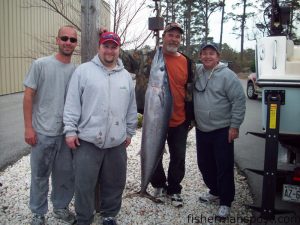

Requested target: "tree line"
[
  {"left": 22, "top": 0, "right": 300, "bottom": 72},
  {"left": 157, "top": 0, "right": 299, "bottom": 68}
]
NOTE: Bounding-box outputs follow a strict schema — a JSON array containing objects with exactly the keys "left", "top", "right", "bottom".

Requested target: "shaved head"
[{"left": 58, "top": 25, "right": 77, "bottom": 37}]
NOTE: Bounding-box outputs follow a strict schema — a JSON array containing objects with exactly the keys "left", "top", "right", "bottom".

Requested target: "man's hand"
[
  {"left": 25, "top": 127, "right": 37, "bottom": 146},
  {"left": 66, "top": 136, "right": 80, "bottom": 150},
  {"left": 228, "top": 127, "right": 239, "bottom": 143},
  {"left": 124, "top": 137, "right": 131, "bottom": 148}
]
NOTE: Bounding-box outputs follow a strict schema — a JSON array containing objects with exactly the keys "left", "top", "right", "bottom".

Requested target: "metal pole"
[
  {"left": 261, "top": 91, "right": 282, "bottom": 220},
  {"left": 154, "top": 0, "right": 160, "bottom": 47}
]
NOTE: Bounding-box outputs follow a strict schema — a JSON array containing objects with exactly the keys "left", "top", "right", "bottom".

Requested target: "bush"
[
  {"left": 250, "top": 60, "right": 256, "bottom": 72},
  {"left": 137, "top": 113, "right": 143, "bottom": 128}
]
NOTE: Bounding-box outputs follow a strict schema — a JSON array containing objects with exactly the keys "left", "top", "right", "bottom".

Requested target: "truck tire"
[{"left": 247, "top": 82, "right": 258, "bottom": 99}]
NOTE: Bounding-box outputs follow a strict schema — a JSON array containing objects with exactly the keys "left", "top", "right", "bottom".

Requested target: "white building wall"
[{"left": 0, "top": 0, "right": 110, "bottom": 95}]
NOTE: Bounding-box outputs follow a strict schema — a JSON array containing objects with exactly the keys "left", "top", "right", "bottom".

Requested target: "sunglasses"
[{"left": 59, "top": 36, "right": 77, "bottom": 43}]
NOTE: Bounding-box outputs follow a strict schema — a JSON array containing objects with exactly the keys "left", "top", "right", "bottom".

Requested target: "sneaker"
[
  {"left": 153, "top": 187, "right": 166, "bottom": 203},
  {"left": 170, "top": 193, "right": 183, "bottom": 207},
  {"left": 31, "top": 214, "right": 45, "bottom": 225},
  {"left": 199, "top": 192, "right": 219, "bottom": 203},
  {"left": 103, "top": 217, "right": 117, "bottom": 225},
  {"left": 216, "top": 205, "right": 230, "bottom": 218},
  {"left": 53, "top": 208, "right": 76, "bottom": 224}
]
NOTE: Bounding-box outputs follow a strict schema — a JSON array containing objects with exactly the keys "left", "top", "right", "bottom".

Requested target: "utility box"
[{"left": 148, "top": 17, "right": 164, "bottom": 31}]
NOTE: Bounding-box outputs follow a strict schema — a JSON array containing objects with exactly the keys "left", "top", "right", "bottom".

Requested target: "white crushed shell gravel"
[{"left": 0, "top": 128, "right": 253, "bottom": 225}]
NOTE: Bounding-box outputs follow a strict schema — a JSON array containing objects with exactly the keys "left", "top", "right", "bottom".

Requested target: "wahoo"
[
  {"left": 125, "top": 47, "right": 172, "bottom": 202},
  {"left": 140, "top": 47, "right": 172, "bottom": 194}
]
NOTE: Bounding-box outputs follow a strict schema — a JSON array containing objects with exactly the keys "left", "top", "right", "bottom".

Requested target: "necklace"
[{"left": 195, "top": 66, "right": 215, "bottom": 92}]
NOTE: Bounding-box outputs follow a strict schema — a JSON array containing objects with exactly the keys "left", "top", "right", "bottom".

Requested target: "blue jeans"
[
  {"left": 30, "top": 133, "right": 74, "bottom": 215},
  {"left": 196, "top": 127, "right": 235, "bottom": 207}
]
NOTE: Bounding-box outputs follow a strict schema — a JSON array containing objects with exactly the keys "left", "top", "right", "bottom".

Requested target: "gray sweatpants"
[
  {"left": 73, "top": 140, "right": 127, "bottom": 225},
  {"left": 30, "top": 133, "right": 74, "bottom": 215}
]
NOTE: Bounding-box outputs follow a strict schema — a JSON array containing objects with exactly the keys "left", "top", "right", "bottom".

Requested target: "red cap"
[{"left": 99, "top": 32, "right": 121, "bottom": 46}]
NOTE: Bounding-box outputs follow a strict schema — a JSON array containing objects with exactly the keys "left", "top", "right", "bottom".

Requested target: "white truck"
[{"left": 247, "top": 0, "right": 300, "bottom": 220}]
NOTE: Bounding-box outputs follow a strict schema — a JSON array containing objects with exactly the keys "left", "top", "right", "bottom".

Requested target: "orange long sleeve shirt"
[{"left": 164, "top": 53, "right": 188, "bottom": 127}]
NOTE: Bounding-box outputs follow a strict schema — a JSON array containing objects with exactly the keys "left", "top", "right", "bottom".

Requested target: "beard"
[
  {"left": 103, "top": 59, "right": 115, "bottom": 65},
  {"left": 165, "top": 45, "right": 178, "bottom": 53},
  {"left": 99, "top": 55, "right": 117, "bottom": 68}
]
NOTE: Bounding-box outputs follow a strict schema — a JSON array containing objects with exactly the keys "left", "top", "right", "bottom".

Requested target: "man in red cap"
[{"left": 63, "top": 31, "right": 137, "bottom": 225}]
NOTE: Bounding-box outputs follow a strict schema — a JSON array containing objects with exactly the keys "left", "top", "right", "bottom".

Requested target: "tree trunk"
[
  {"left": 166, "top": 0, "right": 169, "bottom": 24},
  {"left": 113, "top": 0, "right": 118, "bottom": 32},
  {"left": 240, "top": 0, "right": 246, "bottom": 65},
  {"left": 185, "top": 0, "right": 192, "bottom": 56},
  {"left": 219, "top": 0, "right": 226, "bottom": 51},
  {"left": 171, "top": 0, "right": 175, "bottom": 21},
  {"left": 81, "top": 0, "right": 101, "bottom": 212},
  {"left": 204, "top": 0, "right": 209, "bottom": 43},
  {"left": 81, "top": 0, "right": 101, "bottom": 63}
]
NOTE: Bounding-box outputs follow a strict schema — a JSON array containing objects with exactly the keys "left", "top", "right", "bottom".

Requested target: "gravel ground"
[{"left": 0, "top": 128, "right": 253, "bottom": 225}]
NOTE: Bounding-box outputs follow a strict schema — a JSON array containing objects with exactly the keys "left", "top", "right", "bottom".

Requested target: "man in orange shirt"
[{"left": 150, "top": 22, "right": 194, "bottom": 207}]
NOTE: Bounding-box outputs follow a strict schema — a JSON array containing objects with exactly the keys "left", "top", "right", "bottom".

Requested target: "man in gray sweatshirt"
[
  {"left": 193, "top": 42, "right": 246, "bottom": 219},
  {"left": 63, "top": 32, "right": 137, "bottom": 225}
]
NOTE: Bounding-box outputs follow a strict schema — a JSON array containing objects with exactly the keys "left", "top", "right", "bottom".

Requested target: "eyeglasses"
[
  {"left": 195, "top": 78, "right": 210, "bottom": 92},
  {"left": 59, "top": 36, "right": 77, "bottom": 43},
  {"left": 195, "top": 68, "right": 215, "bottom": 92}
]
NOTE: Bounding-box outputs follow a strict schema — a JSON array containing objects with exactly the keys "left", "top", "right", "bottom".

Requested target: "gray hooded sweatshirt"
[
  {"left": 193, "top": 63, "right": 246, "bottom": 132},
  {"left": 63, "top": 54, "right": 137, "bottom": 149}
]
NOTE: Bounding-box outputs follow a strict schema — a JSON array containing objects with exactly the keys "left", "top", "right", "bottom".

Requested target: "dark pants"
[
  {"left": 150, "top": 121, "right": 189, "bottom": 195},
  {"left": 196, "top": 127, "right": 235, "bottom": 207},
  {"left": 73, "top": 140, "right": 127, "bottom": 225}
]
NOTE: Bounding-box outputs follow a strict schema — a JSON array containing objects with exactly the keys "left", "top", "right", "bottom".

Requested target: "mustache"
[{"left": 168, "top": 42, "right": 179, "bottom": 45}]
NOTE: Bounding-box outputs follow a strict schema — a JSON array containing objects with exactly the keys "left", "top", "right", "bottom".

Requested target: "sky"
[
  {"left": 109, "top": 0, "right": 299, "bottom": 52},
  {"left": 116, "top": 0, "right": 258, "bottom": 52},
  {"left": 209, "top": 2, "right": 257, "bottom": 51}
]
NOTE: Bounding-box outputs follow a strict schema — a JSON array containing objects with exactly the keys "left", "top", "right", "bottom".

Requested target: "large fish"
[
  {"left": 125, "top": 47, "right": 172, "bottom": 202},
  {"left": 140, "top": 47, "right": 172, "bottom": 195}
]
